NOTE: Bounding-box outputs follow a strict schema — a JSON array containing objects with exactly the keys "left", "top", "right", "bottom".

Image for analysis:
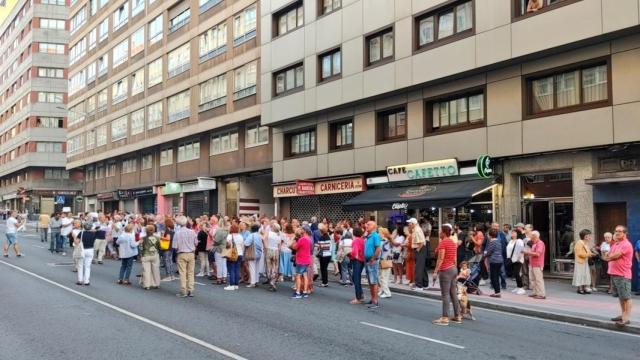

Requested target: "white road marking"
[
  {"left": 393, "top": 292, "right": 640, "bottom": 338},
  {"left": 0, "top": 260, "right": 248, "bottom": 360},
  {"left": 360, "top": 321, "right": 465, "bottom": 349},
  {"left": 194, "top": 282, "right": 207, "bottom": 286},
  {"left": 31, "top": 245, "right": 48, "bottom": 249}
]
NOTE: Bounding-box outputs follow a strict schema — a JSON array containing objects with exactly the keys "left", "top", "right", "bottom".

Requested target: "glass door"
[{"left": 550, "top": 201, "right": 574, "bottom": 272}]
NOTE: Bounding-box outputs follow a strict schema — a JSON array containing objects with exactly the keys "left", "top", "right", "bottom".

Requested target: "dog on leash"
[{"left": 457, "top": 283, "right": 476, "bottom": 320}]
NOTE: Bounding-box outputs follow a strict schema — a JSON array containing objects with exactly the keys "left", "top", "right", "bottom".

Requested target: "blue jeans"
[
  {"left": 351, "top": 260, "right": 364, "bottom": 300},
  {"left": 56, "top": 235, "right": 67, "bottom": 253},
  {"left": 161, "top": 249, "right": 174, "bottom": 278},
  {"left": 340, "top": 258, "right": 352, "bottom": 283},
  {"left": 119, "top": 257, "right": 135, "bottom": 281},
  {"left": 50, "top": 232, "right": 60, "bottom": 252},
  {"left": 227, "top": 256, "right": 243, "bottom": 286}
]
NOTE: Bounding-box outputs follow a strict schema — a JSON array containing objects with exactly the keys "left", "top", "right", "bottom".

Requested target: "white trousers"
[
  {"left": 78, "top": 249, "right": 94, "bottom": 284},
  {"left": 248, "top": 259, "right": 259, "bottom": 285},
  {"left": 214, "top": 252, "right": 227, "bottom": 279},
  {"left": 379, "top": 268, "right": 392, "bottom": 296}
]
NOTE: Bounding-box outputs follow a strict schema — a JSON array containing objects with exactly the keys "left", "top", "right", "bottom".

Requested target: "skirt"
[
  {"left": 279, "top": 251, "right": 293, "bottom": 277},
  {"left": 572, "top": 261, "right": 591, "bottom": 287}
]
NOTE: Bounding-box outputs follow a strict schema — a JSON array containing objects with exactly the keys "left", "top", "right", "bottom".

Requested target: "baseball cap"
[{"left": 406, "top": 218, "right": 418, "bottom": 225}]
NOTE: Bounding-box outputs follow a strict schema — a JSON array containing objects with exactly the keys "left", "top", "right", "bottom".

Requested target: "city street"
[{"left": 0, "top": 225, "right": 637, "bottom": 360}]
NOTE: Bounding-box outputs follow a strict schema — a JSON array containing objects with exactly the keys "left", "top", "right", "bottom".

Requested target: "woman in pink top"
[
  {"left": 290, "top": 226, "right": 312, "bottom": 299},
  {"left": 349, "top": 227, "right": 366, "bottom": 304}
]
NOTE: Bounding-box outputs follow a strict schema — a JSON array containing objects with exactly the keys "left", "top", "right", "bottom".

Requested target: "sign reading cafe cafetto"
[{"left": 386, "top": 159, "right": 459, "bottom": 182}]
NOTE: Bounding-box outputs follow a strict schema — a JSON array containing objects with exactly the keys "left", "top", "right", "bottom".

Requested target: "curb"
[{"left": 388, "top": 286, "right": 640, "bottom": 335}]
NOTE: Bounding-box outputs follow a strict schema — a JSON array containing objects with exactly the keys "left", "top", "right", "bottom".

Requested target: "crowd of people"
[{"left": 2, "top": 209, "right": 638, "bottom": 327}]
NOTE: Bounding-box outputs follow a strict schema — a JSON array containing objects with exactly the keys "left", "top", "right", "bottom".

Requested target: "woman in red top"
[
  {"left": 432, "top": 224, "right": 461, "bottom": 326},
  {"left": 349, "top": 227, "right": 366, "bottom": 304}
]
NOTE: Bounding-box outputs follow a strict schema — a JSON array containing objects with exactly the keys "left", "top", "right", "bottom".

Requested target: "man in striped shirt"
[{"left": 173, "top": 216, "right": 198, "bottom": 298}]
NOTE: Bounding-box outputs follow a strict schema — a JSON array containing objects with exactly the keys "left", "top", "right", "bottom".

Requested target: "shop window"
[
  {"left": 329, "top": 119, "right": 353, "bottom": 151},
  {"left": 273, "top": 1, "right": 304, "bottom": 38},
  {"left": 526, "top": 60, "right": 609, "bottom": 118},
  {"left": 514, "top": 0, "right": 580, "bottom": 19},
  {"left": 376, "top": 106, "right": 406, "bottom": 143},
  {"left": 318, "top": 48, "right": 341, "bottom": 83},
  {"left": 365, "top": 27, "right": 393, "bottom": 68},
  {"left": 285, "top": 128, "right": 316, "bottom": 158},
  {"left": 274, "top": 63, "right": 304, "bottom": 97},
  {"left": 415, "top": 0, "right": 473, "bottom": 51},
  {"left": 426, "top": 90, "right": 485, "bottom": 134}
]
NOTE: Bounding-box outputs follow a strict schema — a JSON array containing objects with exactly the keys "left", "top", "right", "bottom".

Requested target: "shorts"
[
  {"left": 365, "top": 261, "right": 379, "bottom": 285},
  {"left": 295, "top": 265, "right": 309, "bottom": 275},
  {"left": 5, "top": 233, "right": 17, "bottom": 246},
  {"left": 611, "top": 275, "right": 632, "bottom": 300}
]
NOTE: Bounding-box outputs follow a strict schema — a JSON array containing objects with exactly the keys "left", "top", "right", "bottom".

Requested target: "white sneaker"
[
  {"left": 479, "top": 279, "right": 487, "bottom": 286},
  {"left": 516, "top": 288, "right": 526, "bottom": 295},
  {"left": 224, "top": 285, "right": 235, "bottom": 291},
  {"left": 402, "top": 280, "right": 410, "bottom": 285},
  {"left": 380, "top": 294, "right": 391, "bottom": 298},
  {"left": 511, "top": 288, "right": 518, "bottom": 293},
  {"left": 196, "top": 272, "right": 205, "bottom": 277},
  {"left": 234, "top": 285, "right": 239, "bottom": 290}
]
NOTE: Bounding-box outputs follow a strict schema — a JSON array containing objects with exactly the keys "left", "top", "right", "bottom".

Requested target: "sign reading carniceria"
[{"left": 386, "top": 159, "right": 459, "bottom": 182}]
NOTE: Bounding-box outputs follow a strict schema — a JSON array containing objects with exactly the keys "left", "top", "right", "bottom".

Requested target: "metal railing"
[
  {"left": 233, "top": 28, "right": 256, "bottom": 46},
  {"left": 232, "top": 85, "right": 256, "bottom": 100},
  {"left": 198, "top": 96, "right": 227, "bottom": 112}
]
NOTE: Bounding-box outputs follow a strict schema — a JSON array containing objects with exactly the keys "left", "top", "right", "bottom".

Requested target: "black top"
[
  {"left": 196, "top": 230, "right": 208, "bottom": 252},
  {"left": 80, "top": 231, "right": 97, "bottom": 249}
]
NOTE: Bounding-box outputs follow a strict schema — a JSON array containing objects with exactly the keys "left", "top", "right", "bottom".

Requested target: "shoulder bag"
[
  {"left": 244, "top": 234, "right": 256, "bottom": 261},
  {"left": 504, "top": 241, "right": 517, "bottom": 270},
  {"left": 73, "top": 231, "right": 84, "bottom": 260}
]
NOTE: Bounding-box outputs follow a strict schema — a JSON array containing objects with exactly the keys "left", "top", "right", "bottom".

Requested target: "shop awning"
[{"left": 342, "top": 178, "right": 494, "bottom": 211}]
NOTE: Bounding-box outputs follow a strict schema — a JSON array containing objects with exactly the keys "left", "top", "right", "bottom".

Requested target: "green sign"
[
  {"left": 164, "top": 182, "right": 182, "bottom": 195},
  {"left": 476, "top": 155, "right": 493, "bottom": 178}
]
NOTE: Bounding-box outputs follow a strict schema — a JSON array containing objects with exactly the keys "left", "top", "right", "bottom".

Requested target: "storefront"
[
  {"left": 157, "top": 178, "right": 217, "bottom": 217},
  {"left": 118, "top": 188, "right": 156, "bottom": 215},
  {"left": 273, "top": 176, "right": 367, "bottom": 222},
  {"left": 97, "top": 192, "right": 119, "bottom": 213},
  {"left": 30, "top": 190, "right": 79, "bottom": 215}
]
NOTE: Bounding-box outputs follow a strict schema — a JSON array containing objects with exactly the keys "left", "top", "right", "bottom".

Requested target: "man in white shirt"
[
  {"left": 58, "top": 212, "right": 73, "bottom": 256},
  {"left": 3, "top": 211, "right": 24, "bottom": 257}
]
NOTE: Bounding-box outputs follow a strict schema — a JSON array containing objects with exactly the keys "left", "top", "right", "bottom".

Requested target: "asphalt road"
[{"left": 0, "top": 224, "right": 637, "bottom": 360}]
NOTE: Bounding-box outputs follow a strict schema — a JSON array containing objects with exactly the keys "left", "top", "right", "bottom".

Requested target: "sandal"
[
  {"left": 432, "top": 318, "right": 449, "bottom": 326},
  {"left": 451, "top": 316, "right": 463, "bottom": 324},
  {"left": 349, "top": 299, "right": 362, "bottom": 305}
]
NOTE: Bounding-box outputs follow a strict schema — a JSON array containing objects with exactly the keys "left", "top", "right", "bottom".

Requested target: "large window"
[
  {"left": 169, "top": 8, "right": 191, "bottom": 32},
  {"left": 111, "top": 116, "right": 128, "bottom": 141},
  {"left": 149, "top": 14, "right": 163, "bottom": 44},
  {"left": 98, "top": 54, "right": 109, "bottom": 76},
  {"left": 130, "top": 27, "right": 145, "bottom": 56},
  {"left": 112, "top": 39, "right": 129, "bottom": 68},
  {"left": 427, "top": 91, "right": 485, "bottom": 133},
  {"left": 70, "top": 38, "right": 87, "bottom": 65},
  {"left": 39, "top": 43, "right": 65, "bottom": 54},
  {"left": 112, "top": 77, "right": 128, "bottom": 104},
  {"left": 200, "top": 0, "right": 223, "bottom": 13},
  {"left": 148, "top": 57, "right": 163, "bottom": 87},
  {"left": 70, "top": 7, "right": 87, "bottom": 33},
  {"left": 96, "top": 125, "right": 107, "bottom": 146},
  {"left": 130, "top": 108, "right": 145, "bottom": 135},
  {"left": 97, "top": 89, "right": 108, "bottom": 111},
  {"left": 38, "top": 67, "right": 64, "bottom": 78},
  {"left": 514, "top": 0, "right": 576, "bottom": 18},
  {"left": 168, "top": 42, "right": 191, "bottom": 77},
  {"left": 329, "top": 120, "right": 353, "bottom": 150},
  {"left": 38, "top": 92, "right": 64, "bottom": 103},
  {"left": 274, "top": 63, "right": 304, "bottom": 96},
  {"left": 69, "top": 70, "right": 86, "bottom": 95},
  {"left": 131, "top": 68, "right": 144, "bottom": 96},
  {"left": 286, "top": 128, "right": 316, "bottom": 157},
  {"left": 377, "top": 107, "right": 406, "bottom": 142},
  {"left": 274, "top": 1, "right": 303, "bottom": 37},
  {"left": 41, "top": 18, "right": 66, "bottom": 30},
  {"left": 99, "top": 18, "right": 109, "bottom": 42},
  {"left": 246, "top": 124, "right": 269, "bottom": 147},
  {"left": 168, "top": 90, "right": 191, "bottom": 123},
  {"left": 89, "top": 28, "right": 97, "bottom": 50},
  {"left": 211, "top": 130, "right": 238, "bottom": 155},
  {"left": 44, "top": 169, "right": 69, "bottom": 179},
  {"left": 86, "top": 130, "right": 95, "bottom": 150},
  {"left": 141, "top": 154, "right": 153, "bottom": 170},
  {"left": 199, "top": 74, "right": 227, "bottom": 111},
  {"left": 320, "top": 0, "right": 341, "bottom": 15},
  {"left": 106, "top": 162, "right": 117, "bottom": 177},
  {"left": 37, "top": 117, "right": 64, "bottom": 128},
  {"left": 147, "top": 101, "right": 163, "bottom": 129},
  {"left": 233, "top": 4, "right": 257, "bottom": 45},
  {"left": 96, "top": 164, "right": 104, "bottom": 179},
  {"left": 87, "top": 61, "right": 97, "bottom": 81},
  {"left": 122, "top": 158, "right": 137, "bottom": 174},
  {"left": 177, "top": 140, "right": 200, "bottom": 162},
  {"left": 66, "top": 137, "right": 84, "bottom": 155},
  {"left": 199, "top": 22, "right": 227, "bottom": 62},
  {"left": 36, "top": 142, "right": 63, "bottom": 153},
  {"left": 319, "top": 48, "right": 341, "bottom": 82},
  {"left": 527, "top": 62, "right": 609, "bottom": 116},
  {"left": 113, "top": 2, "right": 129, "bottom": 31},
  {"left": 233, "top": 61, "right": 257, "bottom": 99},
  {"left": 416, "top": 1, "right": 473, "bottom": 50},
  {"left": 132, "top": 0, "right": 145, "bottom": 17},
  {"left": 365, "top": 28, "right": 393, "bottom": 67},
  {"left": 160, "top": 148, "right": 173, "bottom": 166}
]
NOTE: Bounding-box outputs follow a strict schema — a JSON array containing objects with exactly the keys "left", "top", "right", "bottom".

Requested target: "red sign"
[{"left": 296, "top": 180, "right": 316, "bottom": 195}]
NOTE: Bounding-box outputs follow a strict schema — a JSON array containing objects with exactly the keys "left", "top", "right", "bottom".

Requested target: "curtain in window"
[
  {"left": 582, "top": 65, "right": 607, "bottom": 103},
  {"left": 419, "top": 17, "right": 434, "bottom": 46},
  {"left": 555, "top": 70, "right": 579, "bottom": 108},
  {"left": 456, "top": 2, "right": 473, "bottom": 32},
  {"left": 438, "top": 11, "right": 454, "bottom": 38},
  {"left": 532, "top": 77, "right": 553, "bottom": 113},
  {"left": 369, "top": 37, "right": 380, "bottom": 63}
]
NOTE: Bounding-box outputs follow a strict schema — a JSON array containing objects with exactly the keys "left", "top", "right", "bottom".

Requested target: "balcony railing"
[
  {"left": 200, "top": 0, "right": 223, "bottom": 14},
  {"left": 168, "top": 63, "right": 191, "bottom": 78},
  {"left": 168, "top": 110, "right": 190, "bottom": 123},
  {"left": 199, "top": 45, "right": 226, "bottom": 63},
  {"left": 198, "top": 96, "right": 226, "bottom": 112},
  {"left": 233, "top": 28, "right": 256, "bottom": 47},
  {"left": 169, "top": 16, "right": 190, "bottom": 33},
  {"left": 233, "top": 85, "right": 256, "bottom": 100}
]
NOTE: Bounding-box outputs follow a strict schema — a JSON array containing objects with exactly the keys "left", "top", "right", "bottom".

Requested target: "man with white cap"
[
  {"left": 408, "top": 217, "right": 429, "bottom": 290},
  {"left": 523, "top": 230, "right": 546, "bottom": 299}
]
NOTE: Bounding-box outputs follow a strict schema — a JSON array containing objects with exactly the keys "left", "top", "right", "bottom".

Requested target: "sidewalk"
[{"left": 387, "top": 277, "right": 640, "bottom": 334}]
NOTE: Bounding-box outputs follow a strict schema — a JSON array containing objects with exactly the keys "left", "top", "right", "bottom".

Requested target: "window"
[
  {"left": 97, "top": 89, "right": 108, "bottom": 110},
  {"left": 86, "top": 166, "right": 95, "bottom": 181},
  {"left": 149, "top": 14, "right": 163, "bottom": 44},
  {"left": 514, "top": 0, "right": 576, "bottom": 18},
  {"left": 527, "top": 62, "right": 609, "bottom": 116},
  {"left": 141, "top": 154, "right": 153, "bottom": 170},
  {"left": 365, "top": 28, "right": 393, "bottom": 67},
  {"left": 96, "top": 125, "right": 107, "bottom": 146},
  {"left": 86, "top": 130, "right": 95, "bottom": 150},
  {"left": 377, "top": 107, "right": 406, "bottom": 142},
  {"left": 427, "top": 92, "right": 485, "bottom": 132},
  {"left": 38, "top": 67, "right": 64, "bottom": 78},
  {"left": 44, "top": 169, "right": 69, "bottom": 180},
  {"left": 98, "top": 54, "right": 109, "bottom": 76},
  {"left": 130, "top": 109, "right": 144, "bottom": 135},
  {"left": 199, "top": 22, "right": 227, "bottom": 62},
  {"left": 200, "top": 0, "right": 223, "bottom": 13},
  {"left": 89, "top": 28, "right": 97, "bottom": 49},
  {"left": 87, "top": 96, "right": 97, "bottom": 114},
  {"left": 147, "top": 101, "right": 163, "bottom": 129},
  {"left": 131, "top": 68, "right": 144, "bottom": 96},
  {"left": 37, "top": 142, "right": 63, "bottom": 153},
  {"left": 70, "top": 7, "right": 87, "bottom": 33},
  {"left": 98, "top": 18, "right": 109, "bottom": 42},
  {"left": 69, "top": 70, "right": 86, "bottom": 95},
  {"left": 319, "top": 48, "right": 341, "bottom": 82},
  {"left": 148, "top": 57, "right": 163, "bottom": 87},
  {"left": 39, "top": 43, "right": 65, "bottom": 54},
  {"left": 168, "top": 43, "right": 191, "bottom": 77},
  {"left": 41, "top": 18, "right": 66, "bottom": 30},
  {"left": 37, "top": 117, "right": 64, "bottom": 128},
  {"left": 177, "top": 140, "right": 200, "bottom": 162},
  {"left": 168, "top": 90, "right": 191, "bottom": 123},
  {"left": 246, "top": 124, "right": 269, "bottom": 147},
  {"left": 96, "top": 164, "right": 104, "bottom": 179},
  {"left": 113, "top": 2, "right": 129, "bottom": 31},
  {"left": 38, "top": 92, "right": 64, "bottom": 103},
  {"left": 70, "top": 38, "right": 87, "bottom": 64},
  {"left": 112, "top": 77, "right": 128, "bottom": 104},
  {"left": 274, "top": 1, "right": 303, "bottom": 37},
  {"left": 329, "top": 120, "right": 353, "bottom": 150},
  {"left": 111, "top": 116, "right": 128, "bottom": 141},
  {"left": 416, "top": 1, "right": 473, "bottom": 50},
  {"left": 210, "top": 130, "right": 238, "bottom": 155},
  {"left": 66, "top": 136, "right": 83, "bottom": 154},
  {"left": 90, "top": 0, "right": 98, "bottom": 15},
  {"left": 199, "top": 74, "right": 227, "bottom": 111},
  {"left": 42, "top": 0, "right": 66, "bottom": 4},
  {"left": 106, "top": 162, "right": 117, "bottom": 177},
  {"left": 132, "top": 0, "right": 144, "bottom": 17},
  {"left": 87, "top": 61, "right": 97, "bottom": 82},
  {"left": 160, "top": 148, "right": 173, "bottom": 166},
  {"left": 274, "top": 63, "right": 304, "bottom": 96},
  {"left": 233, "top": 4, "right": 257, "bottom": 45},
  {"left": 233, "top": 61, "right": 257, "bottom": 99},
  {"left": 112, "top": 39, "right": 129, "bottom": 68},
  {"left": 122, "top": 158, "right": 137, "bottom": 174},
  {"left": 320, "top": 0, "right": 341, "bottom": 15},
  {"left": 169, "top": 8, "right": 190, "bottom": 32},
  {"left": 286, "top": 129, "right": 316, "bottom": 157},
  {"left": 130, "top": 27, "right": 145, "bottom": 56}
]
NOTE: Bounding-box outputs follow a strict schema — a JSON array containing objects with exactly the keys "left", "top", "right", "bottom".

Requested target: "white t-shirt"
[
  {"left": 266, "top": 231, "right": 280, "bottom": 250},
  {"left": 226, "top": 233, "right": 244, "bottom": 256},
  {"left": 6, "top": 216, "right": 18, "bottom": 234},
  {"left": 60, "top": 218, "right": 73, "bottom": 236},
  {"left": 600, "top": 242, "right": 611, "bottom": 253}
]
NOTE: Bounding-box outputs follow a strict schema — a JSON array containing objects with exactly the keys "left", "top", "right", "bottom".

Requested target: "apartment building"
[
  {"left": 0, "top": 0, "right": 82, "bottom": 215},
  {"left": 65, "top": 0, "right": 273, "bottom": 218},
  {"left": 261, "top": 0, "right": 640, "bottom": 287}
]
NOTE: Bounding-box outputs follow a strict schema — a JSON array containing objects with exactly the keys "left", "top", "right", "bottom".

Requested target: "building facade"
[
  {"left": 0, "top": 0, "right": 82, "bottom": 216},
  {"left": 65, "top": 0, "right": 274, "bottom": 218},
  {"left": 260, "top": 0, "right": 640, "bottom": 288}
]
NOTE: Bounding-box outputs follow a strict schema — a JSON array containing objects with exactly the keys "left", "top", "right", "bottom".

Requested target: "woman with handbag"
[
  {"left": 279, "top": 224, "right": 295, "bottom": 281},
  {"left": 243, "top": 224, "right": 263, "bottom": 288},
  {"left": 572, "top": 229, "right": 593, "bottom": 295},
  {"left": 505, "top": 230, "right": 526, "bottom": 295},
  {"left": 140, "top": 225, "right": 161, "bottom": 290},
  {"left": 224, "top": 224, "right": 244, "bottom": 291},
  {"left": 337, "top": 227, "right": 353, "bottom": 286},
  {"left": 160, "top": 219, "right": 176, "bottom": 282},
  {"left": 75, "top": 222, "right": 96, "bottom": 286},
  {"left": 378, "top": 228, "right": 394, "bottom": 298},
  {"left": 213, "top": 218, "right": 229, "bottom": 285},
  {"left": 117, "top": 224, "right": 140, "bottom": 285}
]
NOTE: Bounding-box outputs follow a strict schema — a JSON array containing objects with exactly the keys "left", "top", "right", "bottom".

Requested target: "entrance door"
[{"left": 595, "top": 203, "right": 627, "bottom": 238}]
